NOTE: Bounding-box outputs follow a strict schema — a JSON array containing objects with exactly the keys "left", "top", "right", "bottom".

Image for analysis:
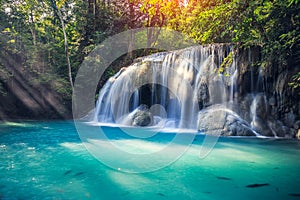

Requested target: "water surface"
[{"left": 0, "top": 121, "right": 299, "bottom": 199}]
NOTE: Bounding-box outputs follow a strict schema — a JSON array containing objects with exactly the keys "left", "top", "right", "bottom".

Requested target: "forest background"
[{"left": 0, "top": 0, "right": 299, "bottom": 119}]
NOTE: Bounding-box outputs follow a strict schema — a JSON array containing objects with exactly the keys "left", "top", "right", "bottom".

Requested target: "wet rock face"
[
  {"left": 294, "top": 121, "right": 300, "bottom": 130},
  {"left": 252, "top": 94, "right": 268, "bottom": 120},
  {"left": 132, "top": 105, "right": 153, "bottom": 127},
  {"left": 251, "top": 118, "right": 274, "bottom": 137},
  {"left": 198, "top": 105, "right": 256, "bottom": 136},
  {"left": 225, "top": 114, "right": 256, "bottom": 136},
  {"left": 239, "top": 94, "right": 253, "bottom": 123},
  {"left": 267, "top": 120, "right": 289, "bottom": 137},
  {"left": 208, "top": 79, "right": 227, "bottom": 104},
  {"left": 197, "top": 83, "right": 209, "bottom": 109}
]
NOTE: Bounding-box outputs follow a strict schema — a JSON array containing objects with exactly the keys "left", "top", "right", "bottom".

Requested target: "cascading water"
[
  {"left": 230, "top": 69, "right": 238, "bottom": 102},
  {"left": 93, "top": 45, "right": 239, "bottom": 130},
  {"left": 92, "top": 44, "right": 297, "bottom": 137}
]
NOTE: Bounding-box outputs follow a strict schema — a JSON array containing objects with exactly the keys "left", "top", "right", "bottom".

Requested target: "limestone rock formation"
[{"left": 132, "top": 105, "right": 153, "bottom": 127}]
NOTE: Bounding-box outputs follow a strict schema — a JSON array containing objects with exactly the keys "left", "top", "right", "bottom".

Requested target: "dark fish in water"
[
  {"left": 216, "top": 176, "right": 232, "bottom": 180},
  {"left": 273, "top": 167, "right": 279, "bottom": 170},
  {"left": 74, "top": 172, "right": 84, "bottom": 176},
  {"left": 64, "top": 170, "right": 72, "bottom": 175},
  {"left": 246, "top": 183, "right": 270, "bottom": 188},
  {"left": 157, "top": 193, "right": 166, "bottom": 197},
  {"left": 288, "top": 193, "right": 300, "bottom": 197},
  {"left": 203, "top": 191, "right": 211, "bottom": 194}
]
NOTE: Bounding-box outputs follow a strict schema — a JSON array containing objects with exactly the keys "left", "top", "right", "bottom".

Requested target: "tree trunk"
[
  {"left": 58, "top": 10, "right": 74, "bottom": 92},
  {"left": 57, "top": 8, "right": 74, "bottom": 92},
  {"left": 128, "top": 0, "right": 135, "bottom": 58},
  {"left": 50, "top": 0, "right": 74, "bottom": 92},
  {"left": 29, "top": 10, "right": 36, "bottom": 46},
  {"left": 128, "top": 29, "right": 135, "bottom": 58}
]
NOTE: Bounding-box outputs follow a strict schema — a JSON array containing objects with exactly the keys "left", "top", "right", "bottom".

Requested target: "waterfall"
[
  {"left": 85, "top": 43, "right": 298, "bottom": 138},
  {"left": 93, "top": 45, "right": 240, "bottom": 130},
  {"left": 250, "top": 93, "right": 272, "bottom": 136},
  {"left": 131, "top": 90, "right": 139, "bottom": 111},
  {"left": 256, "top": 67, "right": 264, "bottom": 92},
  {"left": 230, "top": 69, "right": 238, "bottom": 102},
  {"left": 250, "top": 95, "right": 258, "bottom": 127}
]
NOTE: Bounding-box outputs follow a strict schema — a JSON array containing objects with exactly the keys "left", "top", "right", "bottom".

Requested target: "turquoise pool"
[{"left": 0, "top": 121, "right": 300, "bottom": 199}]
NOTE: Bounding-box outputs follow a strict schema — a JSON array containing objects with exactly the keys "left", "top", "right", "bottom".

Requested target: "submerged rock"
[
  {"left": 198, "top": 105, "right": 256, "bottom": 136},
  {"left": 132, "top": 105, "right": 153, "bottom": 127}
]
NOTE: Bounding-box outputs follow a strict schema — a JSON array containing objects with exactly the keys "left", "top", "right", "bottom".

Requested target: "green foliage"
[
  {"left": 289, "top": 72, "right": 300, "bottom": 89},
  {"left": 219, "top": 51, "right": 233, "bottom": 76},
  {"left": 1, "top": 0, "right": 299, "bottom": 106},
  {"left": 171, "top": 0, "right": 300, "bottom": 88}
]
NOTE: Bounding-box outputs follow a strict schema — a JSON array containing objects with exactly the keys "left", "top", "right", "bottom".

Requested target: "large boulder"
[
  {"left": 198, "top": 105, "right": 256, "bottom": 136},
  {"left": 225, "top": 114, "right": 256, "bottom": 136},
  {"left": 132, "top": 105, "right": 153, "bottom": 127}
]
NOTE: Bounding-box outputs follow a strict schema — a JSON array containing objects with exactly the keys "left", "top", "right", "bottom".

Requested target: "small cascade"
[
  {"left": 131, "top": 90, "right": 139, "bottom": 111},
  {"left": 250, "top": 93, "right": 273, "bottom": 136},
  {"left": 256, "top": 67, "right": 265, "bottom": 92},
  {"left": 230, "top": 69, "right": 238, "bottom": 102},
  {"left": 250, "top": 95, "right": 259, "bottom": 128},
  {"left": 93, "top": 74, "right": 119, "bottom": 122}
]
